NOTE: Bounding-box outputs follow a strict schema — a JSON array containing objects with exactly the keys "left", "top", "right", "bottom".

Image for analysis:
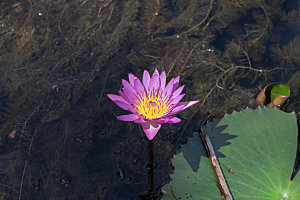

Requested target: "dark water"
[{"left": 0, "top": 0, "right": 299, "bottom": 199}]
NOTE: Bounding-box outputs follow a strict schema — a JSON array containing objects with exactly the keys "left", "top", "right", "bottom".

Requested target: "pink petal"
[
  {"left": 165, "top": 116, "right": 181, "bottom": 123},
  {"left": 107, "top": 94, "right": 131, "bottom": 110},
  {"left": 143, "top": 70, "right": 150, "bottom": 92},
  {"left": 118, "top": 90, "right": 132, "bottom": 104},
  {"left": 134, "top": 118, "right": 146, "bottom": 123},
  {"left": 168, "top": 100, "right": 199, "bottom": 115},
  {"left": 115, "top": 100, "right": 133, "bottom": 110},
  {"left": 134, "top": 77, "right": 145, "bottom": 95},
  {"left": 156, "top": 118, "right": 169, "bottom": 123},
  {"left": 153, "top": 68, "right": 159, "bottom": 76},
  {"left": 180, "top": 100, "right": 199, "bottom": 110},
  {"left": 122, "top": 87, "right": 138, "bottom": 101},
  {"left": 167, "top": 103, "right": 186, "bottom": 115},
  {"left": 163, "top": 78, "right": 174, "bottom": 97},
  {"left": 128, "top": 107, "right": 137, "bottom": 114},
  {"left": 149, "top": 71, "right": 160, "bottom": 91},
  {"left": 172, "top": 76, "right": 180, "bottom": 92},
  {"left": 117, "top": 114, "right": 139, "bottom": 121},
  {"left": 128, "top": 73, "right": 135, "bottom": 86},
  {"left": 170, "top": 94, "right": 185, "bottom": 105},
  {"left": 107, "top": 94, "right": 127, "bottom": 103},
  {"left": 141, "top": 121, "right": 161, "bottom": 140},
  {"left": 172, "top": 85, "right": 185, "bottom": 99},
  {"left": 160, "top": 71, "right": 166, "bottom": 90},
  {"left": 122, "top": 79, "right": 138, "bottom": 96}
]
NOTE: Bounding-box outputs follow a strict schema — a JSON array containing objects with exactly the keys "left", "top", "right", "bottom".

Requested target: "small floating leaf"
[
  {"left": 256, "top": 83, "right": 290, "bottom": 108},
  {"left": 266, "top": 83, "right": 290, "bottom": 100}
]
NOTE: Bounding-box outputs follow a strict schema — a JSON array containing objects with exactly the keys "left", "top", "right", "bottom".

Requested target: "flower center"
[{"left": 133, "top": 90, "right": 171, "bottom": 120}]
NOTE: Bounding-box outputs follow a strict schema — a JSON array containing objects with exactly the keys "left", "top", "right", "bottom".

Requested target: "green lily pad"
[
  {"left": 205, "top": 107, "right": 300, "bottom": 199},
  {"left": 265, "top": 83, "right": 290, "bottom": 100},
  {"left": 162, "top": 107, "right": 299, "bottom": 199},
  {"left": 161, "top": 132, "right": 223, "bottom": 200}
]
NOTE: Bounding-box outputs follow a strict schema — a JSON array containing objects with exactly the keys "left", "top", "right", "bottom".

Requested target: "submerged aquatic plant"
[
  {"left": 107, "top": 68, "right": 199, "bottom": 140},
  {"left": 270, "top": 35, "right": 300, "bottom": 67}
]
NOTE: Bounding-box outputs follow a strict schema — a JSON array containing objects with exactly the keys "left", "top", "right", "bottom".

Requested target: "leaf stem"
[{"left": 199, "top": 117, "right": 233, "bottom": 200}]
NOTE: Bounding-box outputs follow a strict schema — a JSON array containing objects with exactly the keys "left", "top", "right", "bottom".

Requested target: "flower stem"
[{"left": 147, "top": 139, "right": 154, "bottom": 193}]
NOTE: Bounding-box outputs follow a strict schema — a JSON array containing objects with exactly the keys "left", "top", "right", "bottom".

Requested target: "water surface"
[{"left": 0, "top": 0, "right": 299, "bottom": 199}]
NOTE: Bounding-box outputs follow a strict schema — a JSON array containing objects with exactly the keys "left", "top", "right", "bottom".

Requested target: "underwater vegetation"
[
  {"left": 270, "top": 34, "right": 300, "bottom": 67},
  {"left": 0, "top": 0, "right": 299, "bottom": 199}
]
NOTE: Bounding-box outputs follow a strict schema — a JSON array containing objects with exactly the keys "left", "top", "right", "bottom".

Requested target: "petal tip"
[{"left": 142, "top": 121, "right": 161, "bottom": 140}]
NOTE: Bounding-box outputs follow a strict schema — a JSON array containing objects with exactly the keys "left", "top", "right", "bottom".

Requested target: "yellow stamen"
[{"left": 133, "top": 91, "right": 171, "bottom": 120}]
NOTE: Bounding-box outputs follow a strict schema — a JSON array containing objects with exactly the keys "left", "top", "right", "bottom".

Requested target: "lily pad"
[
  {"left": 161, "top": 132, "right": 223, "bottom": 200},
  {"left": 205, "top": 107, "right": 300, "bottom": 199},
  {"left": 162, "top": 107, "right": 299, "bottom": 199}
]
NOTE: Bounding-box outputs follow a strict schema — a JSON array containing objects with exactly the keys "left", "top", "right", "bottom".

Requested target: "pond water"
[{"left": 0, "top": 0, "right": 300, "bottom": 199}]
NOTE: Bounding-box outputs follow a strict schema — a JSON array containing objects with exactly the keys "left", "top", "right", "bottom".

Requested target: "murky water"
[{"left": 0, "top": 0, "right": 299, "bottom": 199}]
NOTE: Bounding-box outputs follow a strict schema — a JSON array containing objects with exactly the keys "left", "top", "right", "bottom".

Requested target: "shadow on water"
[{"left": 0, "top": 0, "right": 300, "bottom": 199}]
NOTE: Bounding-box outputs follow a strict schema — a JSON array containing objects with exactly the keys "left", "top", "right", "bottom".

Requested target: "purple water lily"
[{"left": 107, "top": 68, "right": 199, "bottom": 140}]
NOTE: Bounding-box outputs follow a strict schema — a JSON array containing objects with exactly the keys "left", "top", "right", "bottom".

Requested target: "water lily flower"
[{"left": 107, "top": 69, "right": 199, "bottom": 140}]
